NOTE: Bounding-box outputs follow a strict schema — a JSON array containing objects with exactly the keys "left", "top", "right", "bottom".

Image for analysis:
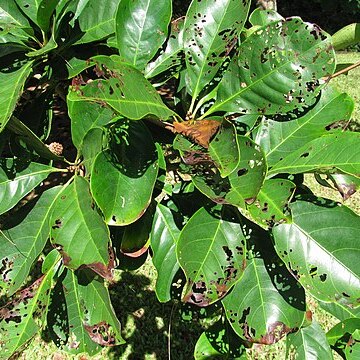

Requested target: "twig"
[{"left": 326, "top": 60, "right": 360, "bottom": 81}]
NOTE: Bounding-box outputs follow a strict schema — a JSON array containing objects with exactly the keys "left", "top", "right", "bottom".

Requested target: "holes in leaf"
[
  {"left": 237, "top": 168, "right": 248, "bottom": 177},
  {"left": 319, "top": 274, "right": 327, "bottom": 282},
  {"left": 52, "top": 219, "right": 62, "bottom": 230},
  {"left": 300, "top": 152, "right": 309, "bottom": 158}
]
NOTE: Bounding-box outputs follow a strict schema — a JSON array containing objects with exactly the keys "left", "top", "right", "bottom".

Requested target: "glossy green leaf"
[
  {"left": 203, "top": 18, "right": 335, "bottom": 117},
  {"left": 332, "top": 23, "right": 360, "bottom": 51},
  {"left": 208, "top": 123, "right": 240, "bottom": 178},
  {"left": 150, "top": 203, "right": 181, "bottom": 303},
  {"left": 273, "top": 200, "right": 360, "bottom": 307},
  {"left": 319, "top": 301, "right": 360, "bottom": 321},
  {"left": 0, "top": 1, "right": 32, "bottom": 30},
  {"left": 222, "top": 221, "right": 306, "bottom": 343},
  {"left": 177, "top": 206, "right": 247, "bottom": 306},
  {"left": 116, "top": 0, "right": 172, "bottom": 70},
  {"left": 50, "top": 176, "right": 110, "bottom": 270},
  {"left": 67, "top": 56, "right": 175, "bottom": 120},
  {"left": 0, "top": 60, "right": 33, "bottom": 132},
  {"left": 0, "top": 263, "right": 58, "bottom": 359},
  {"left": 145, "top": 18, "right": 185, "bottom": 79},
  {"left": 36, "top": 0, "right": 59, "bottom": 31},
  {"left": 194, "top": 319, "right": 247, "bottom": 359},
  {"left": 256, "top": 87, "right": 354, "bottom": 166},
  {"left": 247, "top": 178, "right": 295, "bottom": 227},
  {"left": 0, "top": 158, "right": 56, "bottom": 215},
  {"left": 15, "top": 0, "right": 40, "bottom": 27},
  {"left": 249, "top": 8, "right": 283, "bottom": 27},
  {"left": 91, "top": 121, "right": 158, "bottom": 225},
  {"left": 268, "top": 132, "right": 360, "bottom": 177},
  {"left": 47, "top": 268, "right": 124, "bottom": 355},
  {"left": 74, "top": 0, "right": 121, "bottom": 44},
  {"left": 0, "top": 186, "right": 61, "bottom": 295},
  {"left": 68, "top": 94, "right": 119, "bottom": 149},
  {"left": 184, "top": 0, "right": 250, "bottom": 102},
  {"left": 286, "top": 321, "right": 333, "bottom": 360},
  {"left": 193, "top": 136, "right": 267, "bottom": 209}
]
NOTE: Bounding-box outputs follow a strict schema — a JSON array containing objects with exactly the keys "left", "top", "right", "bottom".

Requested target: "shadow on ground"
[{"left": 108, "top": 270, "right": 203, "bottom": 360}]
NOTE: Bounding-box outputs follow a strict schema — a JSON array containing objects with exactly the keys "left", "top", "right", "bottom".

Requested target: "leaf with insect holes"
[
  {"left": 222, "top": 220, "right": 306, "bottom": 344},
  {"left": 203, "top": 18, "right": 335, "bottom": 118},
  {"left": 256, "top": 86, "right": 354, "bottom": 167},
  {"left": 247, "top": 178, "right": 295, "bottom": 228},
  {"left": 47, "top": 268, "right": 124, "bottom": 355},
  {"left": 0, "top": 186, "right": 62, "bottom": 295},
  {"left": 177, "top": 206, "right": 247, "bottom": 306},
  {"left": 193, "top": 136, "right": 267, "bottom": 209},
  {"left": 67, "top": 55, "right": 175, "bottom": 121},
  {"left": 208, "top": 122, "right": 240, "bottom": 178},
  {"left": 184, "top": 0, "right": 250, "bottom": 101},
  {"left": 0, "top": 262, "right": 58, "bottom": 359},
  {"left": 145, "top": 17, "right": 185, "bottom": 79},
  {"left": 50, "top": 176, "right": 110, "bottom": 271},
  {"left": 273, "top": 199, "right": 360, "bottom": 307},
  {"left": 268, "top": 132, "right": 360, "bottom": 177}
]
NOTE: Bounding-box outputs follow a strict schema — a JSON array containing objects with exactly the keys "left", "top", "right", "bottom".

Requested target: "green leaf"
[
  {"left": 68, "top": 56, "right": 175, "bottom": 120},
  {"left": 183, "top": 0, "right": 250, "bottom": 102},
  {"left": 26, "top": 32, "right": 57, "bottom": 57},
  {"left": 247, "top": 178, "right": 295, "bottom": 227},
  {"left": 268, "top": 132, "right": 360, "bottom": 177},
  {"left": 194, "top": 319, "right": 247, "bottom": 359},
  {"left": 327, "top": 318, "right": 360, "bottom": 345},
  {"left": 208, "top": 122, "right": 240, "bottom": 178},
  {"left": 193, "top": 136, "right": 267, "bottom": 209},
  {"left": 222, "top": 221, "right": 305, "bottom": 343},
  {"left": 286, "top": 321, "right": 334, "bottom": 360},
  {"left": 177, "top": 206, "right": 247, "bottom": 306},
  {"left": 0, "top": 263, "right": 58, "bottom": 359},
  {"left": 0, "top": 1, "right": 32, "bottom": 30},
  {"left": 50, "top": 176, "right": 110, "bottom": 270},
  {"left": 150, "top": 203, "right": 180, "bottom": 303},
  {"left": 256, "top": 87, "right": 354, "bottom": 167},
  {"left": 249, "top": 8, "right": 283, "bottom": 27},
  {"left": 90, "top": 121, "right": 158, "bottom": 225},
  {"left": 81, "top": 128, "right": 105, "bottom": 175},
  {"left": 0, "top": 60, "right": 33, "bottom": 132},
  {"left": 0, "top": 186, "right": 61, "bottom": 295},
  {"left": 319, "top": 301, "right": 360, "bottom": 321},
  {"left": 0, "top": 158, "right": 56, "bottom": 215},
  {"left": 36, "top": 0, "right": 59, "bottom": 31},
  {"left": 74, "top": 0, "right": 121, "bottom": 44},
  {"left": 47, "top": 268, "right": 124, "bottom": 355},
  {"left": 273, "top": 200, "right": 360, "bottom": 307},
  {"left": 203, "top": 18, "right": 335, "bottom": 117},
  {"left": 145, "top": 18, "right": 185, "bottom": 79},
  {"left": 15, "top": 0, "right": 41, "bottom": 27},
  {"left": 116, "top": 0, "right": 172, "bottom": 70},
  {"left": 68, "top": 93, "right": 119, "bottom": 149},
  {"left": 332, "top": 23, "right": 360, "bottom": 51}
]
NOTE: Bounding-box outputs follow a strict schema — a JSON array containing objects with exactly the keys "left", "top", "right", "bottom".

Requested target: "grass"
[{"left": 18, "top": 52, "right": 360, "bottom": 359}]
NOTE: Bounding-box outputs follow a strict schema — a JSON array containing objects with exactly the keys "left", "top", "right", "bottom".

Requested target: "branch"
[{"left": 326, "top": 60, "right": 360, "bottom": 81}]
